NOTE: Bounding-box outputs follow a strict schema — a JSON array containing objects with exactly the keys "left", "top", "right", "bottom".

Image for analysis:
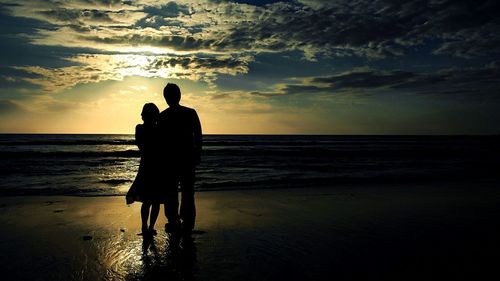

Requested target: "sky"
[{"left": 0, "top": 0, "right": 499, "bottom": 134}]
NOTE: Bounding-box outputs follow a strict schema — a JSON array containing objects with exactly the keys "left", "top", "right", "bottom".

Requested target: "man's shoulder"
[
  {"left": 179, "top": 105, "right": 195, "bottom": 112},
  {"left": 160, "top": 105, "right": 197, "bottom": 122},
  {"left": 182, "top": 106, "right": 198, "bottom": 117},
  {"left": 167, "top": 105, "right": 196, "bottom": 114}
]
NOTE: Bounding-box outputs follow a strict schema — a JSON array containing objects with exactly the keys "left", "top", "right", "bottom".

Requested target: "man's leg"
[
  {"left": 141, "top": 202, "right": 151, "bottom": 234},
  {"left": 179, "top": 166, "right": 196, "bottom": 231},
  {"left": 164, "top": 179, "right": 180, "bottom": 228},
  {"left": 149, "top": 204, "right": 160, "bottom": 231}
]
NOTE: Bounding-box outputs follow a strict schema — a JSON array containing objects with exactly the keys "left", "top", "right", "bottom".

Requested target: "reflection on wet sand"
[
  {"left": 2, "top": 186, "right": 500, "bottom": 281},
  {"left": 123, "top": 233, "right": 197, "bottom": 281}
]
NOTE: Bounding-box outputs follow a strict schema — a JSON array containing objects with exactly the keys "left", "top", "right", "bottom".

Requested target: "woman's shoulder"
[
  {"left": 135, "top": 124, "right": 144, "bottom": 131},
  {"left": 137, "top": 124, "right": 159, "bottom": 138}
]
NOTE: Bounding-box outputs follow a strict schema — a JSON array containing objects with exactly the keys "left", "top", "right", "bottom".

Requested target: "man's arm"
[{"left": 192, "top": 109, "right": 202, "bottom": 165}]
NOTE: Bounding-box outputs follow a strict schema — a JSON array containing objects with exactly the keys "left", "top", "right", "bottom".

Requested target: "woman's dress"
[{"left": 126, "top": 123, "right": 164, "bottom": 204}]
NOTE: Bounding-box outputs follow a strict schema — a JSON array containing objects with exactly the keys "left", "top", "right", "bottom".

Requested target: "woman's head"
[{"left": 141, "top": 103, "right": 160, "bottom": 123}]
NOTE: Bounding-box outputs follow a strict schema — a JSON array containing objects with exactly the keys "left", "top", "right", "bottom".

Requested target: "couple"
[{"left": 126, "top": 83, "right": 202, "bottom": 237}]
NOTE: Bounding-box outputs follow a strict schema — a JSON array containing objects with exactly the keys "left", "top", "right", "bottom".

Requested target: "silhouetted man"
[{"left": 159, "top": 83, "right": 202, "bottom": 233}]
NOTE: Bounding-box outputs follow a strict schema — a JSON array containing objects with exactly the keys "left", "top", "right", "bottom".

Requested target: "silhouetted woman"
[{"left": 126, "top": 103, "right": 163, "bottom": 236}]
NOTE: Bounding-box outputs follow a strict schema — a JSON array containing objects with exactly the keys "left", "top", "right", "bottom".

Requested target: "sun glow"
[{"left": 111, "top": 54, "right": 174, "bottom": 78}]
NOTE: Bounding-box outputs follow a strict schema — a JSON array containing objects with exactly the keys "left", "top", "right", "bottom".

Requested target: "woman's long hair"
[{"left": 141, "top": 103, "right": 160, "bottom": 123}]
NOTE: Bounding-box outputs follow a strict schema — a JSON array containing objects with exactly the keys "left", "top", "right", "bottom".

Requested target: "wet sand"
[{"left": 1, "top": 183, "right": 500, "bottom": 281}]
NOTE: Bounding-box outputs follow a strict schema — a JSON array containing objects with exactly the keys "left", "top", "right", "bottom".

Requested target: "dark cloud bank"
[
  {"left": 61, "top": 0, "right": 500, "bottom": 59},
  {"left": 252, "top": 62, "right": 500, "bottom": 97},
  {"left": 1, "top": 0, "right": 500, "bottom": 96}
]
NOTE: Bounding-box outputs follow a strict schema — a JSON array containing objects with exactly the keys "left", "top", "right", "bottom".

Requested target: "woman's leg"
[
  {"left": 149, "top": 204, "right": 160, "bottom": 231},
  {"left": 141, "top": 203, "right": 151, "bottom": 233}
]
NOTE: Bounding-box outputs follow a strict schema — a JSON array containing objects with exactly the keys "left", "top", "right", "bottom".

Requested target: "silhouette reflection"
[{"left": 126, "top": 233, "right": 197, "bottom": 281}]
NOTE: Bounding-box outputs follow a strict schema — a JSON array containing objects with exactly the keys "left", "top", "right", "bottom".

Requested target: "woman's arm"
[{"left": 135, "top": 124, "right": 145, "bottom": 151}]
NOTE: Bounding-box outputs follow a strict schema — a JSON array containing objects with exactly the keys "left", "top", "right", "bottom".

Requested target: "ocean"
[{"left": 0, "top": 134, "right": 498, "bottom": 196}]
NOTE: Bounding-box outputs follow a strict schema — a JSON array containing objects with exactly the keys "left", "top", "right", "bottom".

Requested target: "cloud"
[
  {"left": 3, "top": 0, "right": 500, "bottom": 59},
  {"left": 14, "top": 53, "right": 253, "bottom": 91},
  {"left": 150, "top": 54, "right": 252, "bottom": 74},
  {"left": 222, "top": 0, "right": 500, "bottom": 59},
  {"left": 1, "top": 0, "right": 500, "bottom": 92},
  {"left": 142, "top": 2, "right": 191, "bottom": 18},
  {"left": 311, "top": 71, "right": 416, "bottom": 89},
  {"left": 249, "top": 63, "right": 500, "bottom": 97},
  {"left": 40, "top": 8, "right": 114, "bottom": 23},
  {"left": 80, "top": 33, "right": 211, "bottom": 52},
  {"left": 93, "top": 0, "right": 500, "bottom": 60},
  {"left": 36, "top": 8, "right": 146, "bottom": 27}
]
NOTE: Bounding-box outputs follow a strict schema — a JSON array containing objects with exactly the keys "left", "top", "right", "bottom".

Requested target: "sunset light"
[
  {"left": 1, "top": 2, "right": 500, "bottom": 281},
  {"left": 1, "top": 0, "right": 499, "bottom": 134}
]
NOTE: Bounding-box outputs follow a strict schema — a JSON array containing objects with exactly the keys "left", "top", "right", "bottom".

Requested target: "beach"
[
  {"left": 1, "top": 182, "right": 500, "bottom": 281},
  {"left": 2, "top": 0, "right": 500, "bottom": 280}
]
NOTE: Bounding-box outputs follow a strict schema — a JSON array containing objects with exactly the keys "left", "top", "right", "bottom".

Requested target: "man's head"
[{"left": 163, "top": 83, "right": 181, "bottom": 106}]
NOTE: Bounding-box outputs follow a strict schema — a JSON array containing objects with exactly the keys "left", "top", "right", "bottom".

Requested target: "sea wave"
[
  {"left": 0, "top": 140, "right": 134, "bottom": 146},
  {"left": 0, "top": 150, "right": 141, "bottom": 158},
  {"left": 1, "top": 134, "right": 497, "bottom": 146},
  {"left": 0, "top": 146, "right": 495, "bottom": 159},
  {"left": 0, "top": 134, "right": 499, "bottom": 197}
]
